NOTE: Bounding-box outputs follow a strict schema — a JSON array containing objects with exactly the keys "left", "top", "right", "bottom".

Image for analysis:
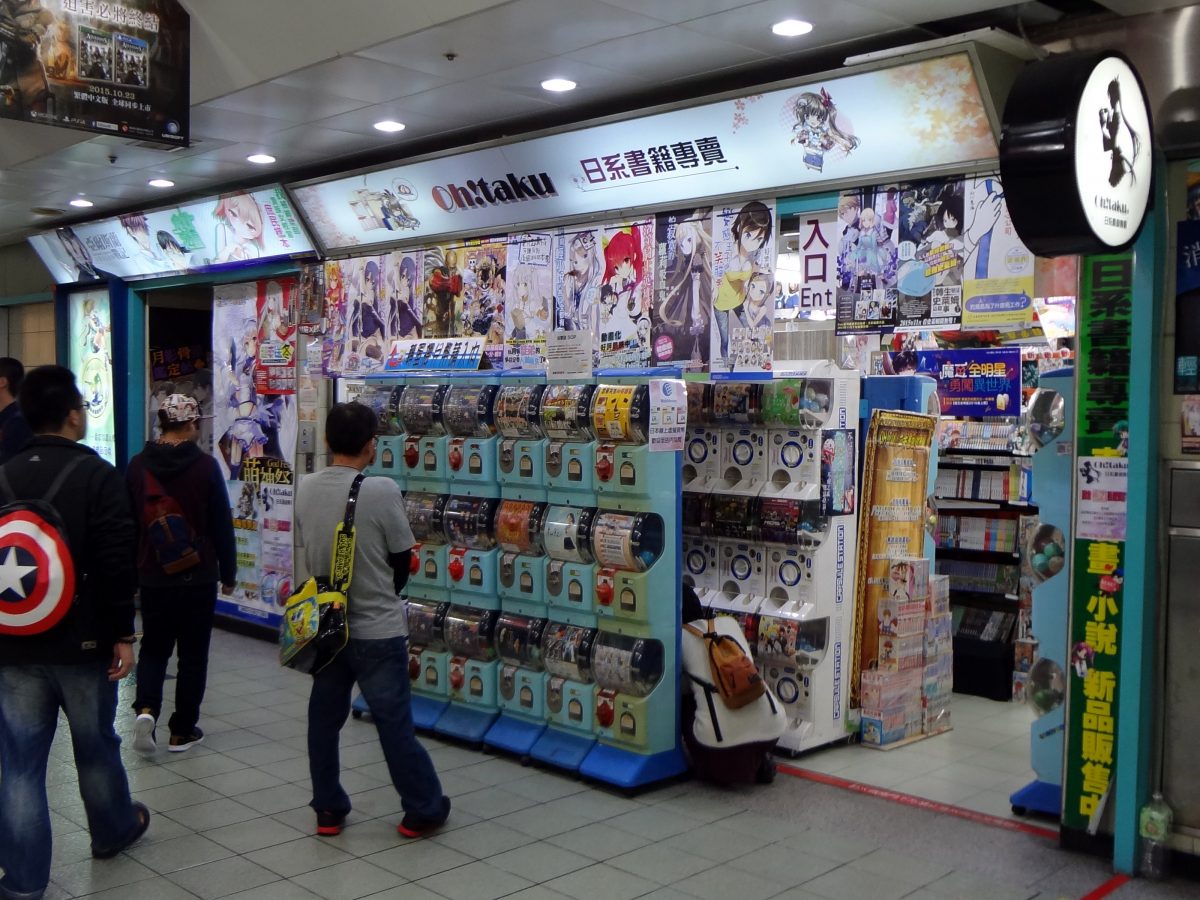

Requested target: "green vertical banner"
[{"left": 1064, "top": 253, "right": 1134, "bottom": 832}]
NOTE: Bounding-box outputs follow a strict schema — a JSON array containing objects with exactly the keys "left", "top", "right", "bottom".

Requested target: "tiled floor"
[{"left": 7, "top": 625, "right": 1196, "bottom": 900}]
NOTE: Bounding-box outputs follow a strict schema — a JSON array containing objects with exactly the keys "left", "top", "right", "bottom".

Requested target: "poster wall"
[
  {"left": 0, "top": 0, "right": 189, "bottom": 145},
  {"left": 652, "top": 208, "right": 712, "bottom": 368},
  {"left": 213, "top": 280, "right": 298, "bottom": 628},
  {"left": 711, "top": 199, "right": 775, "bottom": 373},
  {"left": 67, "top": 288, "right": 116, "bottom": 464},
  {"left": 554, "top": 223, "right": 605, "bottom": 364},
  {"left": 597, "top": 219, "right": 655, "bottom": 368},
  {"left": 504, "top": 232, "right": 556, "bottom": 368}
]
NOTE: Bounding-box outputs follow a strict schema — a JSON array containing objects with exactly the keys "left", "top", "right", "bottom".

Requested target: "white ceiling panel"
[
  {"left": 388, "top": 80, "right": 559, "bottom": 126},
  {"left": 275, "top": 56, "right": 450, "bottom": 104},
  {"left": 203, "top": 83, "right": 371, "bottom": 124},
  {"left": 596, "top": 0, "right": 763, "bottom": 25},
  {"left": 189, "top": 106, "right": 296, "bottom": 143},
  {"left": 266, "top": 126, "right": 386, "bottom": 164},
  {"left": 681, "top": 0, "right": 905, "bottom": 53},
  {"left": 566, "top": 24, "right": 769, "bottom": 83},
  {"left": 313, "top": 103, "right": 465, "bottom": 138},
  {"left": 857, "top": 0, "right": 1021, "bottom": 24},
  {"left": 357, "top": 24, "right": 554, "bottom": 82},
  {"left": 482, "top": 56, "right": 655, "bottom": 107}
]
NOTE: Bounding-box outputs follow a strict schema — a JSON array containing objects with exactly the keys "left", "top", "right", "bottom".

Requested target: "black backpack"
[
  {"left": 142, "top": 467, "right": 203, "bottom": 575},
  {"left": 0, "top": 456, "right": 86, "bottom": 635}
]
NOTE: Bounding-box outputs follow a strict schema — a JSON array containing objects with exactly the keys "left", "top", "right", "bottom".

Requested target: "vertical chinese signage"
[
  {"left": 67, "top": 288, "right": 116, "bottom": 464},
  {"left": 1173, "top": 219, "right": 1200, "bottom": 393},
  {"left": 212, "top": 281, "right": 298, "bottom": 629},
  {"left": 1064, "top": 254, "right": 1132, "bottom": 832}
]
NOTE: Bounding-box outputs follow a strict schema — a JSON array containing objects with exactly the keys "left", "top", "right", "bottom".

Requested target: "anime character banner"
[
  {"left": 504, "top": 231, "right": 556, "bottom": 369},
  {"left": 213, "top": 281, "right": 297, "bottom": 629},
  {"left": 596, "top": 219, "right": 655, "bottom": 369},
  {"left": 960, "top": 177, "right": 1036, "bottom": 331},
  {"left": 335, "top": 255, "right": 387, "bottom": 375},
  {"left": 255, "top": 277, "right": 297, "bottom": 394},
  {"left": 423, "top": 238, "right": 507, "bottom": 365},
  {"left": 711, "top": 200, "right": 775, "bottom": 374},
  {"left": 893, "top": 179, "right": 965, "bottom": 331},
  {"left": 321, "top": 258, "right": 350, "bottom": 376},
  {"left": 0, "top": 0, "right": 190, "bottom": 145},
  {"left": 652, "top": 208, "right": 712, "bottom": 368},
  {"left": 66, "top": 288, "right": 115, "bottom": 464},
  {"left": 554, "top": 223, "right": 604, "bottom": 363},
  {"left": 29, "top": 184, "right": 314, "bottom": 284},
  {"left": 834, "top": 187, "right": 899, "bottom": 336},
  {"left": 293, "top": 54, "right": 994, "bottom": 253}
]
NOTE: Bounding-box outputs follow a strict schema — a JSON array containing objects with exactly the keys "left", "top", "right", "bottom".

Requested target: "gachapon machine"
[
  {"left": 398, "top": 382, "right": 450, "bottom": 493},
  {"left": 529, "top": 621, "right": 599, "bottom": 771},
  {"left": 713, "top": 383, "right": 768, "bottom": 495},
  {"left": 495, "top": 499, "right": 548, "bottom": 606},
  {"left": 590, "top": 510, "right": 665, "bottom": 624},
  {"left": 708, "top": 494, "right": 766, "bottom": 621},
  {"left": 361, "top": 383, "right": 406, "bottom": 483},
  {"left": 404, "top": 492, "right": 449, "bottom": 604},
  {"left": 405, "top": 598, "right": 451, "bottom": 728},
  {"left": 441, "top": 495, "right": 501, "bottom": 600},
  {"left": 591, "top": 383, "right": 668, "bottom": 504},
  {"left": 542, "top": 504, "right": 597, "bottom": 615},
  {"left": 683, "top": 382, "right": 719, "bottom": 491},
  {"left": 759, "top": 496, "right": 827, "bottom": 609},
  {"left": 760, "top": 378, "right": 835, "bottom": 501},
  {"left": 589, "top": 630, "right": 667, "bottom": 752},
  {"left": 485, "top": 612, "right": 550, "bottom": 756},
  {"left": 434, "top": 604, "right": 501, "bottom": 744},
  {"left": 681, "top": 492, "right": 718, "bottom": 603},
  {"left": 756, "top": 609, "right": 831, "bottom": 750},
  {"left": 495, "top": 382, "right": 548, "bottom": 500},
  {"left": 540, "top": 384, "right": 598, "bottom": 502},
  {"left": 443, "top": 383, "right": 500, "bottom": 495}
]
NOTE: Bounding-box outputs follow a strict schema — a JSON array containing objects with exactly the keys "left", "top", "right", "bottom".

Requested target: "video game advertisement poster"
[{"left": 213, "top": 281, "right": 297, "bottom": 628}]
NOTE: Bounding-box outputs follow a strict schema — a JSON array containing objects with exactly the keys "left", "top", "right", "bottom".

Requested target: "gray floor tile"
[
  {"left": 417, "top": 859, "right": 534, "bottom": 900},
  {"left": 503, "top": 773, "right": 591, "bottom": 803},
  {"left": 545, "top": 822, "right": 649, "bottom": 861},
  {"left": 727, "top": 845, "right": 842, "bottom": 887},
  {"left": 453, "top": 786, "right": 543, "bottom": 819},
  {"left": 166, "top": 797, "right": 262, "bottom": 831},
  {"left": 453, "top": 757, "right": 537, "bottom": 787},
  {"left": 51, "top": 855, "right": 159, "bottom": 896},
  {"left": 662, "top": 821, "right": 765, "bottom": 863},
  {"left": 76, "top": 876, "right": 202, "bottom": 900},
  {"left": 489, "top": 841, "right": 595, "bottom": 882},
  {"left": 607, "top": 806, "right": 706, "bottom": 840},
  {"left": 222, "top": 741, "right": 307, "bottom": 767},
  {"left": 235, "top": 783, "right": 311, "bottom": 816},
  {"left": 204, "top": 815, "right": 309, "bottom": 852},
  {"left": 160, "top": 752, "right": 252, "bottom": 780},
  {"left": 292, "top": 858, "right": 404, "bottom": 900},
  {"left": 776, "top": 829, "right": 880, "bottom": 864},
  {"left": 638, "top": 890, "right": 703, "bottom": 900},
  {"left": 166, "top": 854, "right": 283, "bottom": 899},
  {"left": 246, "top": 836, "right": 357, "bottom": 877},
  {"left": 431, "top": 820, "right": 540, "bottom": 859},
  {"left": 545, "top": 862, "right": 661, "bottom": 900},
  {"left": 124, "top": 764, "right": 191, "bottom": 791},
  {"left": 367, "top": 840, "right": 476, "bottom": 880},
  {"left": 136, "top": 781, "right": 224, "bottom": 812},
  {"left": 494, "top": 804, "right": 595, "bottom": 839},
  {"left": 608, "top": 844, "right": 715, "bottom": 885},
  {"left": 502, "top": 889, "right": 576, "bottom": 900},
  {"left": 125, "top": 832, "right": 235, "bottom": 874},
  {"left": 851, "top": 848, "right": 954, "bottom": 888},
  {"left": 200, "top": 729, "right": 275, "bottom": 752},
  {"left": 923, "top": 871, "right": 1038, "bottom": 900},
  {"left": 801, "top": 865, "right": 920, "bottom": 900},
  {"left": 362, "top": 887, "right": 445, "bottom": 900},
  {"left": 673, "top": 865, "right": 789, "bottom": 900},
  {"left": 221, "top": 880, "right": 325, "bottom": 900},
  {"left": 195, "top": 766, "right": 289, "bottom": 795}
]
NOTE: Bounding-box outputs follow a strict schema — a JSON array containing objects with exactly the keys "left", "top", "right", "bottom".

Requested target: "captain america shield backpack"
[{"left": 0, "top": 457, "right": 86, "bottom": 636}]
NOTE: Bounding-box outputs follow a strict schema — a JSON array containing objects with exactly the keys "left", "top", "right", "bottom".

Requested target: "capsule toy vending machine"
[
  {"left": 495, "top": 380, "right": 548, "bottom": 501},
  {"left": 405, "top": 598, "right": 451, "bottom": 727},
  {"left": 709, "top": 493, "right": 765, "bottom": 629},
  {"left": 682, "top": 492, "right": 720, "bottom": 606},
  {"left": 486, "top": 498, "right": 552, "bottom": 755},
  {"left": 434, "top": 493, "right": 503, "bottom": 743},
  {"left": 361, "top": 383, "right": 407, "bottom": 483},
  {"left": 529, "top": 502, "right": 600, "bottom": 769},
  {"left": 541, "top": 383, "right": 598, "bottom": 503},
  {"left": 399, "top": 382, "right": 451, "bottom": 494},
  {"left": 579, "top": 379, "right": 687, "bottom": 788},
  {"left": 443, "top": 381, "right": 500, "bottom": 496},
  {"left": 683, "top": 382, "right": 720, "bottom": 492}
]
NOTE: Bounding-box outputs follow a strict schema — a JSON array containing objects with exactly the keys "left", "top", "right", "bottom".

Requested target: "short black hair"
[
  {"left": 20, "top": 365, "right": 83, "bottom": 435},
  {"left": 0, "top": 357, "right": 24, "bottom": 396},
  {"left": 326, "top": 402, "right": 376, "bottom": 456}
]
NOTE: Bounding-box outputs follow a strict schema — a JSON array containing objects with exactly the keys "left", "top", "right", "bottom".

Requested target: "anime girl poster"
[
  {"left": 596, "top": 219, "right": 655, "bottom": 369},
  {"left": 458, "top": 237, "right": 508, "bottom": 365},
  {"left": 338, "top": 255, "right": 388, "bottom": 374},
  {"left": 505, "top": 232, "right": 556, "bottom": 368},
  {"left": 834, "top": 187, "right": 899, "bottom": 335},
  {"left": 781, "top": 87, "right": 860, "bottom": 175},
  {"left": 256, "top": 277, "right": 297, "bottom": 391},
  {"left": 893, "top": 179, "right": 965, "bottom": 331},
  {"left": 653, "top": 208, "right": 713, "bottom": 369},
  {"left": 711, "top": 200, "right": 776, "bottom": 373},
  {"left": 423, "top": 244, "right": 465, "bottom": 339},
  {"left": 322, "top": 259, "right": 349, "bottom": 375},
  {"left": 554, "top": 224, "right": 605, "bottom": 358},
  {"left": 960, "top": 176, "right": 1035, "bottom": 331},
  {"left": 381, "top": 250, "right": 424, "bottom": 344}
]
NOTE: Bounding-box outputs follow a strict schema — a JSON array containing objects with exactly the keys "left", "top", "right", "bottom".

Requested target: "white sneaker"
[{"left": 132, "top": 711, "right": 157, "bottom": 754}]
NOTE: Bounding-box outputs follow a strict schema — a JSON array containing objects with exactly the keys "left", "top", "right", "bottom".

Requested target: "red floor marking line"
[
  {"left": 777, "top": 763, "right": 1060, "bottom": 841},
  {"left": 1079, "top": 874, "right": 1132, "bottom": 899}
]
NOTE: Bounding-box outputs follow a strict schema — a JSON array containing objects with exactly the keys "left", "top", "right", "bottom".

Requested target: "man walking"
[
  {"left": 125, "top": 393, "right": 236, "bottom": 754},
  {"left": 295, "top": 401, "right": 450, "bottom": 838},
  {"left": 0, "top": 365, "right": 148, "bottom": 900},
  {"left": 0, "top": 357, "right": 32, "bottom": 464}
]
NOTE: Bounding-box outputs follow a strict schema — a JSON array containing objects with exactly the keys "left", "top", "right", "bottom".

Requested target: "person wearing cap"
[{"left": 124, "top": 393, "right": 237, "bottom": 753}]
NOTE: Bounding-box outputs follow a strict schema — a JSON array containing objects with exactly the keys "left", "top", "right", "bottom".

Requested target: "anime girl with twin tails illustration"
[{"left": 786, "top": 88, "right": 860, "bottom": 173}]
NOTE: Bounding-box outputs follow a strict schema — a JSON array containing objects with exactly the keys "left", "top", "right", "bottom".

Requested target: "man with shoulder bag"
[
  {"left": 0, "top": 366, "right": 149, "bottom": 900},
  {"left": 294, "top": 402, "right": 449, "bottom": 839}
]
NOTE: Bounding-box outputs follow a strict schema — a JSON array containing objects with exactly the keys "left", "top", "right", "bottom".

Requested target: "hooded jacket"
[
  {"left": 125, "top": 440, "right": 237, "bottom": 589},
  {"left": 0, "top": 436, "right": 137, "bottom": 666}
]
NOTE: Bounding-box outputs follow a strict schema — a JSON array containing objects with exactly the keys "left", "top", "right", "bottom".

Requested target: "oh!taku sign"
[{"left": 1000, "top": 51, "right": 1153, "bottom": 256}]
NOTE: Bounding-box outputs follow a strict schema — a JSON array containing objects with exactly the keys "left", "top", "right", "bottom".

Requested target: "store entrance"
[{"left": 144, "top": 286, "right": 214, "bottom": 451}]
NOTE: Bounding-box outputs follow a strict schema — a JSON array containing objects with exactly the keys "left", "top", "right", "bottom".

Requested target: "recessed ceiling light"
[
  {"left": 69, "top": 198, "right": 94, "bottom": 208},
  {"left": 541, "top": 78, "right": 576, "bottom": 93},
  {"left": 771, "top": 19, "right": 814, "bottom": 37},
  {"left": 247, "top": 153, "right": 276, "bottom": 164},
  {"left": 373, "top": 120, "right": 406, "bottom": 133},
  {"left": 148, "top": 178, "right": 175, "bottom": 188}
]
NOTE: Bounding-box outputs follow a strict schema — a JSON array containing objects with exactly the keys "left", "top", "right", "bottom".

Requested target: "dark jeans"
[
  {"left": 308, "top": 636, "right": 446, "bottom": 821},
  {"left": 133, "top": 582, "right": 217, "bottom": 736},
  {"left": 0, "top": 663, "right": 140, "bottom": 899}
]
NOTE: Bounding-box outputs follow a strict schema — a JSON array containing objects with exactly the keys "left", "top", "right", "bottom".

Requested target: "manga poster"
[
  {"left": 893, "top": 179, "right": 965, "bottom": 331},
  {"left": 652, "top": 208, "right": 712, "bottom": 368},
  {"left": 834, "top": 187, "right": 899, "bottom": 335},
  {"left": 504, "top": 231, "right": 556, "bottom": 369},
  {"left": 596, "top": 218, "right": 655, "bottom": 369},
  {"left": 711, "top": 200, "right": 775, "bottom": 373},
  {"left": 554, "top": 223, "right": 605, "bottom": 363},
  {"left": 423, "top": 238, "right": 507, "bottom": 365},
  {"left": 213, "top": 282, "right": 297, "bottom": 628},
  {"left": 147, "top": 344, "right": 212, "bottom": 448},
  {"left": 255, "top": 277, "right": 297, "bottom": 394},
  {"left": 960, "top": 176, "right": 1036, "bottom": 331},
  {"left": 336, "top": 255, "right": 387, "bottom": 375},
  {"left": 66, "top": 289, "right": 115, "bottom": 464},
  {"left": 322, "top": 258, "right": 350, "bottom": 375},
  {"left": 382, "top": 249, "right": 424, "bottom": 344}
]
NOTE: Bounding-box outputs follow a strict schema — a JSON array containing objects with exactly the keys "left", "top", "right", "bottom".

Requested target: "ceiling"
[{"left": 0, "top": 0, "right": 1191, "bottom": 250}]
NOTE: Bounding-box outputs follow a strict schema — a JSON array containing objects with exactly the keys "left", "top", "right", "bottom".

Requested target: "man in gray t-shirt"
[{"left": 294, "top": 402, "right": 449, "bottom": 840}]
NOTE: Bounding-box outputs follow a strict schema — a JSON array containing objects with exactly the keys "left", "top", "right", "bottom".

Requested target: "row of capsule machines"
[
  {"left": 681, "top": 366, "right": 862, "bottom": 754},
  {"left": 358, "top": 375, "right": 687, "bottom": 789}
]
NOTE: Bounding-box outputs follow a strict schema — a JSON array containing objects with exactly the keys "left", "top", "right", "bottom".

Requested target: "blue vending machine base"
[
  {"left": 434, "top": 703, "right": 500, "bottom": 745},
  {"left": 579, "top": 744, "right": 688, "bottom": 790},
  {"left": 530, "top": 728, "right": 595, "bottom": 772},
  {"left": 1010, "top": 780, "right": 1061, "bottom": 818},
  {"left": 351, "top": 693, "right": 449, "bottom": 732},
  {"left": 484, "top": 715, "right": 546, "bottom": 758}
]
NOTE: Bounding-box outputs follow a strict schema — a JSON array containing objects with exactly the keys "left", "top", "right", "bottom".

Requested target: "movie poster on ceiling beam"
[{"left": 0, "top": 0, "right": 190, "bottom": 145}]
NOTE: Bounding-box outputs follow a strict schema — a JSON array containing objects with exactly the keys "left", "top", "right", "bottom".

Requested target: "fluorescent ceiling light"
[
  {"left": 374, "top": 120, "right": 406, "bottom": 133},
  {"left": 69, "top": 198, "right": 94, "bottom": 208},
  {"left": 772, "top": 19, "right": 814, "bottom": 37},
  {"left": 247, "top": 153, "right": 276, "bottom": 164},
  {"left": 148, "top": 178, "right": 175, "bottom": 188},
  {"left": 541, "top": 78, "right": 576, "bottom": 92}
]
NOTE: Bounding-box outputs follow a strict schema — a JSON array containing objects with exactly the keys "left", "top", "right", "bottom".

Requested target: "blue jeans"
[
  {"left": 0, "top": 663, "right": 139, "bottom": 900},
  {"left": 308, "top": 636, "right": 446, "bottom": 821}
]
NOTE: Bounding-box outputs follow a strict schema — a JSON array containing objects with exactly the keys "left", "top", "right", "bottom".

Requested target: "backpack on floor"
[
  {"left": 684, "top": 618, "right": 766, "bottom": 709},
  {"left": 0, "top": 456, "right": 86, "bottom": 636},
  {"left": 142, "top": 468, "right": 202, "bottom": 575}
]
